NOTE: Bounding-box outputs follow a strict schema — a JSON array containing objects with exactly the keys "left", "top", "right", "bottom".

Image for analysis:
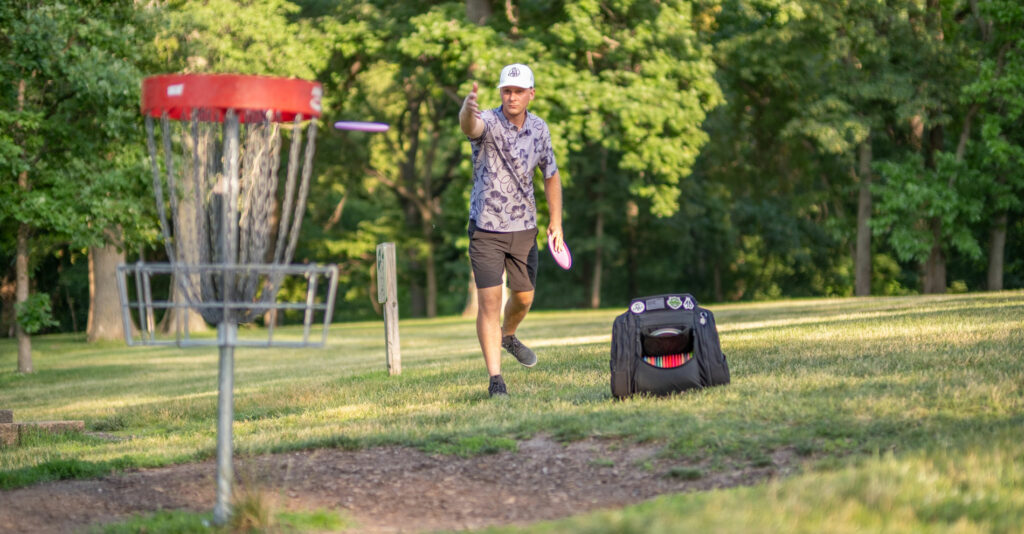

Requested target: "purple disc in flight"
[{"left": 334, "top": 121, "right": 390, "bottom": 132}]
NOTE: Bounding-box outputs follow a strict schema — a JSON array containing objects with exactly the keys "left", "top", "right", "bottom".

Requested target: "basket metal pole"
[
  {"left": 213, "top": 110, "right": 241, "bottom": 526},
  {"left": 213, "top": 322, "right": 236, "bottom": 525}
]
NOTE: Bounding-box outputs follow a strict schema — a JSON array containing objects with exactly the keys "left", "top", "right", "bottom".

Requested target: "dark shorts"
[{"left": 468, "top": 220, "right": 538, "bottom": 291}]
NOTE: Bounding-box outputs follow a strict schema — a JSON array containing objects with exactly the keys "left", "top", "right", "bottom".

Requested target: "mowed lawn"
[{"left": 1, "top": 291, "right": 1022, "bottom": 532}]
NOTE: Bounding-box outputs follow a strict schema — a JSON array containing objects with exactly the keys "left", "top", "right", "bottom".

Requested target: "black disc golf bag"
[{"left": 610, "top": 294, "right": 730, "bottom": 398}]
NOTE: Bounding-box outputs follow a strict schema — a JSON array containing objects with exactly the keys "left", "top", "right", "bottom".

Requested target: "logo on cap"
[{"left": 499, "top": 64, "right": 534, "bottom": 88}]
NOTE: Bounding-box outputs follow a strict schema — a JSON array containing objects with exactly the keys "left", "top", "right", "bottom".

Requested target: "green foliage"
[
  {"left": 872, "top": 152, "right": 985, "bottom": 263},
  {"left": 4, "top": 0, "right": 1024, "bottom": 333},
  {"left": 0, "top": 1, "right": 152, "bottom": 249},
  {"left": 871, "top": 253, "right": 914, "bottom": 296},
  {"left": 701, "top": 0, "right": 1024, "bottom": 297},
  {"left": 542, "top": 0, "right": 722, "bottom": 216},
  {"left": 14, "top": 293, "right": 58, "bottom": 334},
  {"left": 153, "top": 0, "right": 331, "bottom": 78},
  {"left": 960, "top": 0, "right": 1024, "bottom": 227},
  {"left": 301, "top": 0, "right": 725, "bottom": 316}
]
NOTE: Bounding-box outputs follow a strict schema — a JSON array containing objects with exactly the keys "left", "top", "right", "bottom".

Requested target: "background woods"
[{"left": 2, "top": 0, "right": 1022, "bottom": 347}]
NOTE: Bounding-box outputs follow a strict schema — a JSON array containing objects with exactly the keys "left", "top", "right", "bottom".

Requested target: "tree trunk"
[
  {"left": 87, "top": 236, "right": 130, "bottom": 342},
  {"left": 625, "top": 200, "right": 639, "bottom": 297},
  {"left": 15, "top": 79, "right": 32, "bottom": 373},
  {"left": 713, "top": 261, "right": 723, "bottom": 303},
  {"left": 987, "top": 212, "right": 1007, "bottom": 291},
  {"left": 1, "top": 276, "right": 14, "bottom": 337},
  {"left": 589, "top": 209, "right": 604, "bottom": 309},
  {"left": 921, "top": 125, "right": 946, "bottom": 293},
  {"left": 408, "top": 252, "right": 426, "bottom": 317},
  {"left": 589, "top": 150, "right": 607, "bottom": 308},
  {"left": 58, "top": 258, "right": 79, "bottom": 332},
  {"left": 16, "top": 219, "right": 32, "bottom": 373},
  {"left": 395, "top": 93, "right": 432, "bottom": 319},
  {"left": 156, "top": 274, "right": 211, "bottom": 335},
  {"left": 422, "top": 218, "right": 438, "bottom": 318},
  {"left": 923, "top": 220, "right": 946, "bottom": 293},
  {"left": 425, "top": 245, "right": 437, "bottom": 318},
  {"left": 156, "top": 164, "right": 209, "bottom": 335},
  {"left": 854, "top": 140, "right": 873, "bottom": 296}
]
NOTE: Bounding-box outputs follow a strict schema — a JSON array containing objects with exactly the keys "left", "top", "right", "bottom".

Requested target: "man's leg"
[
  {"left": 501, "top": 227, "right": 538, "bottom": 342},
  {"left": 477, "top": 285, "right": 504, "bottom": 377},
  {"left": 501, "top": 289, "right": 538, "bottom": 367},
  {"left": 502, "top": 289, "right": 534, "bottom": 337}
]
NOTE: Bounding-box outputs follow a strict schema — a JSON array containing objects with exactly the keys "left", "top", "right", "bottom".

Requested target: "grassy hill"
[{"left": 2, "top": 291, "right": 1022, "bottom": 532}]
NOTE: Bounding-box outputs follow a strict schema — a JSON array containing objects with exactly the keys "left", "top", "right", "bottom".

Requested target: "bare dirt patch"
[{"left": 0, "top": 436, "right": 796, "bottom": 533}]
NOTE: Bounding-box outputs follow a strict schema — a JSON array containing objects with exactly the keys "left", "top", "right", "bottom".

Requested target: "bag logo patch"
[
  {"left": 683, "top": 296, "right": 695, "bottom": 310},
  {"left": 630, "top": 301, "right": 646, "bottom": 314},
  {"left": 667, "top": 296, "right": 683, "bottom": 310}
]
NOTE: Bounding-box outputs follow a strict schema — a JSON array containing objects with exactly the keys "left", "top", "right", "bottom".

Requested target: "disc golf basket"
[{"left": 116, "top": 73, "right": 338, "bottom": 525}]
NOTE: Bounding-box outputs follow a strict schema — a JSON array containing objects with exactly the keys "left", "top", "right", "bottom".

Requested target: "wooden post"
[{"left": 376, "top": 243, "right": 401, "bottom": 375}]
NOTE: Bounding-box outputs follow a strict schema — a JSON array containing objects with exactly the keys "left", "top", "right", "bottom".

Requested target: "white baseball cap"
[{"left": 497, "top": 64, "right": 534, "bottom": 89}]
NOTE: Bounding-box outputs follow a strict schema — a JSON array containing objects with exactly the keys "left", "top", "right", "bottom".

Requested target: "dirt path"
[{"left": 0, "top": 436, "right": 795, "bottom": 533}]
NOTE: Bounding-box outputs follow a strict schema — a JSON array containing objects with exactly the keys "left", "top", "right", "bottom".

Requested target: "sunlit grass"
[
  {"left": 2, "top": 291, "right": 1023, "bottom": 531},
  {"left": 483, "top": 428, "right": 1024, "bottom": 534}
]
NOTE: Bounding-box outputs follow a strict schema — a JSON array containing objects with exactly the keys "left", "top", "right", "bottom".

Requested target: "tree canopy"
[{"left": 2, "top": 0, "right": 1021, "bottom": 337}]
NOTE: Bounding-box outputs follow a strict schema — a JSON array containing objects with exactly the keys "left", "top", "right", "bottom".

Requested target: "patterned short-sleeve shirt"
[{"left": 468, "top": 107, "right": 558, "bottom": 232}]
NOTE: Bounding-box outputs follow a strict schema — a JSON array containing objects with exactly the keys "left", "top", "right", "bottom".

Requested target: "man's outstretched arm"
[{"left": 460, "top": 81, "right": 484, "bottom": 138}]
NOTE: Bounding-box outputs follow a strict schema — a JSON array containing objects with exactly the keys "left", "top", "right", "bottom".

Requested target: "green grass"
[
  {"left": 88, "top": 508, "right": 350, "bottom": 534},
  {"left": 2, "top": 291, "right": 1023, "bottom": 532}
]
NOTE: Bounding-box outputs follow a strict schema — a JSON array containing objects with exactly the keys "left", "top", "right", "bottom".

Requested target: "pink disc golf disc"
[
  {"left": 333, "top": 121, "right": 390, "bottom": 132},
  {"left": 548, "top": 233, "right": 572, "bottom": 270}
]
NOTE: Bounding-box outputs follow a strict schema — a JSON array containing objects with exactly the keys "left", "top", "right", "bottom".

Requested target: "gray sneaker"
[
  {"left": 488, "top": 375, "right": 508, "bottom": 397},
  {"left": 502, "top": 334, "right": 537, "bottom": 367}
]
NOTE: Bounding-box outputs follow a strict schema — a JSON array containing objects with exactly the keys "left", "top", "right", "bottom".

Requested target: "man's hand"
[
  {"left": 462, "top": 82, "right": 480, "bottom": 116},
  {"left": 460, "top": 82, "right": 484, "bottom": 138},
  {"left": 547, "top": 224, "right": 564, "bottom": 253},
  {"left": 544, "top": 172, "right": 564, "bottom": 252}
]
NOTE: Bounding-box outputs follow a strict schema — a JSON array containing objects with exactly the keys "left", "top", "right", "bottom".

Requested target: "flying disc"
[
  {"left": 333, "top": 121, "right": 390, "bottom": 132},
  {"left": 548, "top": 233, "right": 572, "bottom": 270}
]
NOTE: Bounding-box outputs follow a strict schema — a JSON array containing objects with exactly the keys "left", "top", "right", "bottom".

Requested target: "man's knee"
[
  {"left": 508, "top": 290, "right": 534, "bottom": 309},
  {"left": 477, "top": 286, "right": 504, "bottom": 316}
]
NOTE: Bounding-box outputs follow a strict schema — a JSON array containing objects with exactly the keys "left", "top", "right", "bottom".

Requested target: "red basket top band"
[{"left": 142, "top": 74, "right": 322, "bottom": 122}]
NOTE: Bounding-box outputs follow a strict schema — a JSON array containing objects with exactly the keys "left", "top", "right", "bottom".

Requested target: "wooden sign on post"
[{"left": 376, "top": 242, "right": 401, "bottom": 375}]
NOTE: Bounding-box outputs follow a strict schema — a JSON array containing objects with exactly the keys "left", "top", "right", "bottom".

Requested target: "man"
[{"left": 459, "top": 63, "right": 564, "bottom": 397}]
